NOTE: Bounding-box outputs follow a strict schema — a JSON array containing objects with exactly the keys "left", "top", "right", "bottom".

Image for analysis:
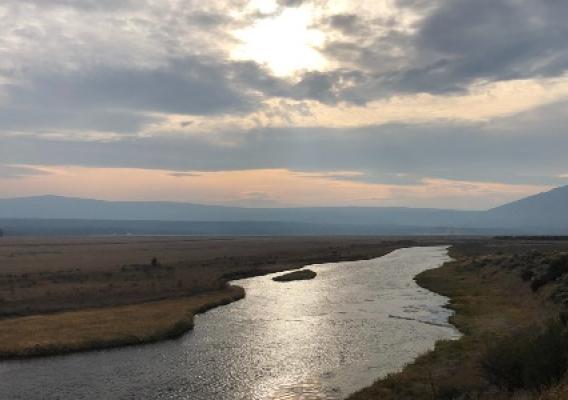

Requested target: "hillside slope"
[
  {"left": 0, "top": 186, "right": 567, "bottom": 235},
  {"left": 486, "top": 185, "right": 568, "bottom": 231}
]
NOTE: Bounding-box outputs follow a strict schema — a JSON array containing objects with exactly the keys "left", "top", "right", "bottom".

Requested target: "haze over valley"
[{"left": 2, "top": 185, "right": 568, "bottom": 235}]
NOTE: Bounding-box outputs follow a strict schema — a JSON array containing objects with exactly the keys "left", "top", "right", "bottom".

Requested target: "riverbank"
[
  {"left": 348, "top": 240, "right": 568, "bottom": 400},
  {"left": 0, "top": 236, "right": 416, "bottom": 317},
  {"left": 0, "top": 284, "right": 244, "bottom": 359},
  {"left": 0, "top": 236, "right": 417, "bottom": 359}
]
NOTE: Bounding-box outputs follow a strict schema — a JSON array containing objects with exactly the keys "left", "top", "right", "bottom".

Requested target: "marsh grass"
[{"left": 0, "top": 285, "right": 244, "bottom": 359}]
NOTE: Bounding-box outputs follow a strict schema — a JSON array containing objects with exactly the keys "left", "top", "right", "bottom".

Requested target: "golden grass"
[
  {"left": 0, "top": 236, "right": 409, "bottom": 359},
  {"left": 0, "top": 285, "right": 244, "bottom": 359},
  {"left": 0, "top": 236, "right": 407, "bottom": 317},
  {"left": 348, "top": 249, "right": 558, "bottom": 400}
]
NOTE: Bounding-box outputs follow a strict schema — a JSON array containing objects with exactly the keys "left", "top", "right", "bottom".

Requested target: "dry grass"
[
  {"left": 0, "top": 236, "right": 411, "bottom": 317},
  {"left": 0, "top": 285, "right": 244, "bottom": 359},
  {"left": 0, "top": 236, "right": 413, "bottom": 359}
]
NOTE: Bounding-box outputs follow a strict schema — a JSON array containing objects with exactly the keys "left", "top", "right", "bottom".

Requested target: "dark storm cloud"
[{"left": 2, "top": 101, "right": 568, "bottom": 186}]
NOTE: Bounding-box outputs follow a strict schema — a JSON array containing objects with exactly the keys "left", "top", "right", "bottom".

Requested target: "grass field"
[
  {"left": 0, "top": 236, "right": 416, "bottom": 317},
  {"left": 5, "top": 234, "right": 568, "bottom": 398},
  {"left": 0, "top": 235, "right": 416, "bottom": 358},
  {"left": 0, "top": 284, "right": 244, "bottom": 359}
]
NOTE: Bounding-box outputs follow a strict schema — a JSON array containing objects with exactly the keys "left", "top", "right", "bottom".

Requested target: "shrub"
[
  {"left": 531, "top": 278, "right": 546, "bottom": 292},
  {"left": 531, "top": 256, "right": 568, "bottom": 292},
  {"left": 434, "top": 385, "right": 464, "bottom": 400},
  {"left": 520, "top": 270, "right": 534, "bottom": 282},
  {"left": 480, "top": 321, "right": 568, "bottom": 392},
  {"left": 548, "top": 255, "right": 568, "bottom": 280}
]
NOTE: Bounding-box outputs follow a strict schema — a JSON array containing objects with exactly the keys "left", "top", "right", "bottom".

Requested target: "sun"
[{"left": 231, "top": 6, "right": 327, "bottom": 77}]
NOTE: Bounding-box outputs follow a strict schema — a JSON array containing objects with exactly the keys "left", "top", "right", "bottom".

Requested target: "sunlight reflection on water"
[{"left": 0, "top": 246, "right": 460, "bottom": 400}]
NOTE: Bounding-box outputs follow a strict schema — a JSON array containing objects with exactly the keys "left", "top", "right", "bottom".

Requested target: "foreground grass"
[
  {"left": 348, "top": 247, "right": 559, "bottom": 400},
  {"left": 0, "top": 284, "right": 244, "bottom": 359}
]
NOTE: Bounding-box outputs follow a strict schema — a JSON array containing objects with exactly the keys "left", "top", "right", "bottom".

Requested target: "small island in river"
[
  {"left": 272, "top": 269, "right": 317, "bottom": 282},
  {"left": 0, "top": 237, "right": 407, "bottom": 359}
]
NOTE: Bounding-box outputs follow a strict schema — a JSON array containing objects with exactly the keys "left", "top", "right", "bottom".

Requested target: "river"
[{"left": 0, "top": 246, "right": 460, "bottom": 400}]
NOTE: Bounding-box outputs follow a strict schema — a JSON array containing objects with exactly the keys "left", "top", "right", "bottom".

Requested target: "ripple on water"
[
  {"left": 268, "top": 378, "right": 339, "bottom": 400},
  {"left": 0, "top": 246, "right": 460, "bottom": 400}
]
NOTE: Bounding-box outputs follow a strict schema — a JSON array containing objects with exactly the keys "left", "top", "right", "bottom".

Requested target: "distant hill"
[
  {"left": 0, "top": 195, "right": 242, "bottom": 221},
  {"left": 0, "top": 195, "right": 477, "bottom": 226},
  {"left": 485, "top": 185, "right": 568, "bottom": 231},
  {"left": 0, "top": 186, "right": 567, "bottom": 236}
]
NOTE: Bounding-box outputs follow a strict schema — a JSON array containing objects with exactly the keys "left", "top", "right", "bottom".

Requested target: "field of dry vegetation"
[
  {"left": 0, "top": 235, "right": 419, "bottom": 358},
  {"left": 4, "top": 234, "right": 568, "bottom": 399}
]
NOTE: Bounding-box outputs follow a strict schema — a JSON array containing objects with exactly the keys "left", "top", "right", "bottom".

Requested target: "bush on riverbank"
[
  {"left": 480, "top": 320, "right": 568, "bottom": 392},
  {"left": 531, "top": 254, "right": 568, "bottom": 292}
]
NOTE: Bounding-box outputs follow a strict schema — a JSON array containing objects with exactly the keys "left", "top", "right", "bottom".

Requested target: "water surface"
[{"left": 0, "top": 246, "right": 460, "bottom": 399}]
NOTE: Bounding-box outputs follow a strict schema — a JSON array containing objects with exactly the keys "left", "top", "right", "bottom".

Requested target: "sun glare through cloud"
[
  {"left": 0, "top": 0, "right": 567, "bottom": 208},
  {"left": 232, "top": 5, "right": 327, "bottom": 76}
]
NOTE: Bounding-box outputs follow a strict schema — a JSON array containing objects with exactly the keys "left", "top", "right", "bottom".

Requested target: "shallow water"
[{"left": 0, "top": 246, "right": 460, "bottom": 400}]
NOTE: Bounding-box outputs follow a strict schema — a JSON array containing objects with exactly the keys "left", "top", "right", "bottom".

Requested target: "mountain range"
[{"left": 0, "top": 185, "right": 567, "bottom": 236}]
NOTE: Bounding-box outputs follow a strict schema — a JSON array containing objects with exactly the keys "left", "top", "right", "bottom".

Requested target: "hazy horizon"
[{"left": 0, "top": 183, "right": 562, "bottom": 212}]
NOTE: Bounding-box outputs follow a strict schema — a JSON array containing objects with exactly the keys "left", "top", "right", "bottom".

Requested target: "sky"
[{"left": 1, "top": 0, "right": 567, "bottom": 209}]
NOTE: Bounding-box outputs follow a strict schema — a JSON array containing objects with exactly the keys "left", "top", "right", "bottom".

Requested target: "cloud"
[
  {"left": 0, "top": 108, "right": 156, "bottom": 135},
  {"left": 327, "top": 14, "right": 369, "bottom": 37},
  {"left": 169, "top": 172, "right": 202, "bottom": 178},
  {"left": 13, "top": 0, "right": 135, "bottom": 11},
  {"left": 0, "top": 57, "right": 301, "bottom": 134},
  {"left": 1, "top": 99, "right": 568, "bottom": 188},
  {"left": 3, "top": 0, "right": 568, "bottom": 121},
  {"left": 277, "top": 0, "right": 306, "bottom": 8},
  {"left": 0, "top": 0, "right": 567, "bottom": 207},
  {"left": 0, "top": 165, "right": 547, "bottom": 209},
  {"left": 0, "top": 165, "right": 51, "bottom": 179},
  {"left": 317, "top": 0, "right": 568, "bottom": 103},
  {"left": 4, "top": 59, "right": 257, "bottom": 115}
]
